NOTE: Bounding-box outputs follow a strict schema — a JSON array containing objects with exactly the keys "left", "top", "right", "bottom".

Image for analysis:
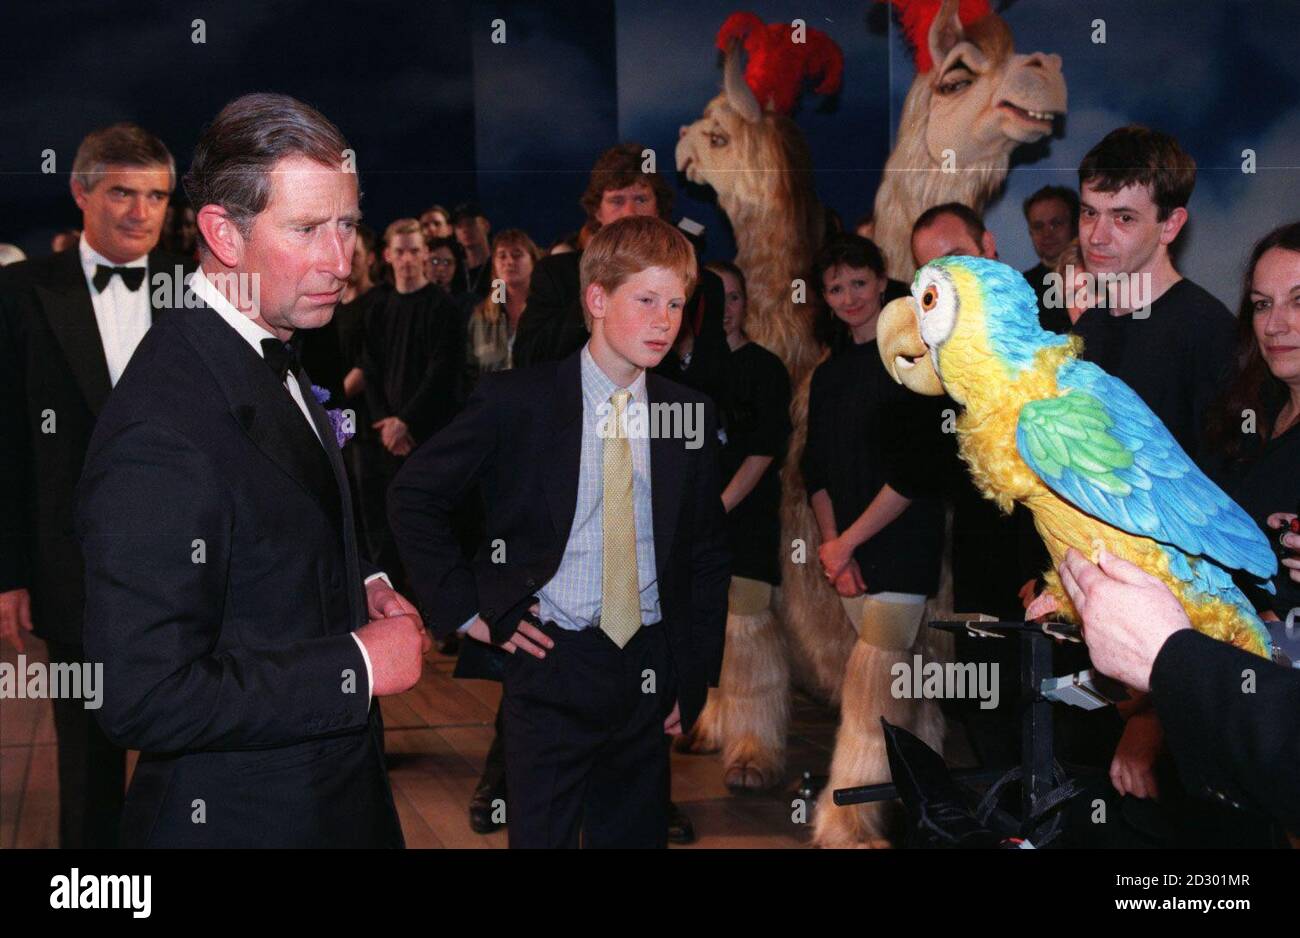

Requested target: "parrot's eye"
[{"left": 921, "top": 285, "right": 938, "bottom": 312}]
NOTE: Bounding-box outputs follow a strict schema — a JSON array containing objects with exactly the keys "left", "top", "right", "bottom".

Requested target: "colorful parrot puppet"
[{"left": 876, "top": 255, "right": 1277, "bottom": 657}]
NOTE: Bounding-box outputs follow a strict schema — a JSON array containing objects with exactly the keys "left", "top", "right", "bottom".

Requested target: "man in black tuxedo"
[
  {"left": 0, "top": 122, "right": 191, "bottom": 848},
  {"left": 75, "top": 93, "right": 428, "bottom": 848},
  {"left": 391, "top": 216, "right": 730, "bottom": 848}
]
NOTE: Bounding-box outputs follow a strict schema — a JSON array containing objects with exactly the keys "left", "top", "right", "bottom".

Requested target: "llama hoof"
[
  {"left": 674, "top": 725, "right": 721, "bottom": 755},
  {"left": 724, "top": 761, "right": 773, "bottom": 791}
]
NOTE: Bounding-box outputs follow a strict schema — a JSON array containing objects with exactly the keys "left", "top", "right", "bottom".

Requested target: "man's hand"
[
  {"left": 833, "top": 560, "right": 866, "bottom": 598},
  {"left": 0, "top": 588, "right": 34, "bottom": 652},
  {"left": 464, "top": 603, "right": 555, "bottom": 659},
  {"left": 366, "top": 577, "right": 422, "bottom": 626},
  {"left": 354, "top": 613, "right": 430, "bottom": 696},
  {"left": 1110, "top": 708, "right": 1165, "bottom": 799},
  {"left": 1058, "top": 548, "right": 1190, "bottom": 693},
  {"left": 818, "top": 536, "right": 855, "bottom": 583},
  {"left": 373, "top": 417, "right": 413, "bottom": 455},
  {"left": 663, "top": 700, "right": 682, "bottom": 736},
  {"left": 1267, "top": 513, "right": 1300, "bottom": 583}
]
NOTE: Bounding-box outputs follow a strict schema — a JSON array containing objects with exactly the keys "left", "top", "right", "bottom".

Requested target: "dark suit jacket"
[
  {"left": 0, "top": 248, "right": 192, "bottom": 645},
  {"left": 76, "top": 295, "right": 402, "bottom": 848},
  {"left": 389, "top": 350, "right": 731, "bottom": 730},
  {"left": 512, "top": 249, "right": 729, "bottom": 405},
  {"left": 1151, "top": 629, "right": 1300, "bottom": 832}
]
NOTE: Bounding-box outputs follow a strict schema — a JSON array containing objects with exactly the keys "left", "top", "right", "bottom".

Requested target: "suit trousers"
[
  {"left": 46, "top": 639, "right": 127, "bottom": 848},
  {"left": 502, "top": 620, "right": 675, "bottom": 848}
]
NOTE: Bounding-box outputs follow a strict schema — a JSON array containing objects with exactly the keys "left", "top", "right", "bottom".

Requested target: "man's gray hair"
[
  {"left": 184, "top": 93, "right": 356, "bottom": 253},
  {"left": 71, "top": 123, "right": 176, "bottom": 193}
]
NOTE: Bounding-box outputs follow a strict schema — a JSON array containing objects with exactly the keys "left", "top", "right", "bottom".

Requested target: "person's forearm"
[
  {"left": 343, "top": 367, "right": 364, "bottom": 399},
  {"left": 721, "top": 454, "right": 773, "bottom": 512},
  {"left": 810, "top": 489, "right": 839, "bottom": 543},
  {"left": 839, "top": 485, "right": 911, "bottom": 550}
]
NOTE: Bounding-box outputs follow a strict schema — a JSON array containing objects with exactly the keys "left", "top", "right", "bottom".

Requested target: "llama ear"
[
  {"left": 927, "top": 0, "right": 966, "bottom": 72},
  {"left": 723, "top": 41, "right": 762, "bottom": 123}
]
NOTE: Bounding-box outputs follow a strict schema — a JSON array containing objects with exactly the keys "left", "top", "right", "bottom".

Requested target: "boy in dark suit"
[{"left": 391, "top": 215, "right": 730, "bottom": 848}]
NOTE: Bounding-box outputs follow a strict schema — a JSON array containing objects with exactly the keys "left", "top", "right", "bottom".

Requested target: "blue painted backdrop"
[{"left": 2, "top": 0, "right": 1297, "bottom": 306}]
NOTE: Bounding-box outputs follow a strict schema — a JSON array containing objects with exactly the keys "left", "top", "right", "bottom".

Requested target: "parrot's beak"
[{"left": 878, "top": 296, "right": 944, "bottom": 396}]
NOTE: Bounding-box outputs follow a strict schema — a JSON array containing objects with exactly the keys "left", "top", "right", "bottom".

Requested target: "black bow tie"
[
  {"left": 260, "top": 337, "right": 304, "bottom": 383},
  {"left": 92, "top": 264, "right": 146, "bottom": 293}
]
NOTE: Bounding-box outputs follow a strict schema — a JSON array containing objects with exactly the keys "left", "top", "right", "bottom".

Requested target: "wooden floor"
[{"left": 1, "top": 635, "right": 837, "bottom": 848}]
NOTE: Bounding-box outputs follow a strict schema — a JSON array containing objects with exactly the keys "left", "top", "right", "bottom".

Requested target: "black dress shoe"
[
  {"left": 469, "top": 728, "right": 508, "bottom": 834},
  {"left": 469, "top": 789, "right": 504, "bottom": 834},
  {"left": 667, "top": 801, "right": 695, "bottom": 844}
]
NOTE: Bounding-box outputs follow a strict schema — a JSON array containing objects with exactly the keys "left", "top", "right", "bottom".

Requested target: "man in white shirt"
[
  {"left": 0, "top": 122, "right": 189, "bottom": 848},
  {"left": 76, "top": 93, "right": 426, "bottom": 848}
]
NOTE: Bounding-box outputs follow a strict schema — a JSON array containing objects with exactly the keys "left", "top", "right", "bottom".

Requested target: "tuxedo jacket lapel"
[
  {"left": 648, "top": 377, "right": 685, "bottom": 579},
  {"left": 297, "top": 368, "right": 365, "bottom": 626},
  {"left": 180, "top": 299, "right": 340, "bottom": 519},
  {"left": 37, "top": 251, "right": 112, "bottom": 415},
  {"left": 543, "top": 352, "right": 584, "bottom": 543}
]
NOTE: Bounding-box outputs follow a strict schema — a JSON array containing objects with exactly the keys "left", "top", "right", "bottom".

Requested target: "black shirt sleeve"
[
  {"left": 739, "top": 352, "right": 792, "bottom": 460},
  {"left": 1151, "top": 628, "right": 1300, "bottom": 831},
  {"left": 801, "top": 363, "right": 830, "bottom": 498}
]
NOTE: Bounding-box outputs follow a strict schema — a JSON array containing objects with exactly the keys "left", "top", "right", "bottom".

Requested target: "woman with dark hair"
[
  {"left": 427, "top": 234, "right": 476, "bottom": 324},
  {"left": 803, "top": 234, "right": 944, "bottom": 621},
  {"left": 1206, "top": 221, "right": 1300, "bottom": 642},
  {"left": 802, "top": 233, "right": 948, "bottom": 838}
]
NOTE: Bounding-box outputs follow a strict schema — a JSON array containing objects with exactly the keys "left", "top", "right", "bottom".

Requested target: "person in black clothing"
[
  {"left": 1021, "top": 185, "right": 1078, "bottom": 322},
  {"left": 512, "top": 143, "right": 728, "bottom": 409},
  {"left": 361, "top": 218, "right": 464, "bottom": 588},
  {"left": 1072, "top": 126, "right": 1235, "bottom": 464},
  {"left": 427, "top": 235, "right": 477, "bottom": 328},
  {"left": 1040, "top": 128, "right": 1251, "bottom": 821},
  {"left": 802, "top": 234, "right": 947, "bottom": 842},
  {"left": 911, "top": 203, "right": 1029, "bottom": 620},
  {"left": 675, "top": 262, "right": 792, "bottom": 790},
  {"left": 330, "top": 224, "right": 386, "bottom": 563},
  {"left": 451, "top": 202, "right": 493, "bottom": 299},
  {"left": 0, "top": 122, "right": 191, "bottom": 848},
  {"left": 1206, "top": 221, "right": 1300, "bottom": 659},
  {"left": 1059, "top": 547, "right": 1300, "bottom": 842}
]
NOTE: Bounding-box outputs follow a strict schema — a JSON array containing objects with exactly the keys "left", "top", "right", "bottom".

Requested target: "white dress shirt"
[
  {"left": 79, "top": 234, "right": 152, "bottom": 387},
  {"left": 188, "top": 270, "right": 383, "bottom": 699}
]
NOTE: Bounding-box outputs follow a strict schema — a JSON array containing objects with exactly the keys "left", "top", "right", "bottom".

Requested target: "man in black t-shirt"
[
  {"left": 360, "top": 219, "right": 463, "bottom": 588},
  {"left": 1065, "top": 126, "right": 1240, "bottom": 822},
  {"left": 1073, "top": 125, "right": 1235, "bottom": 465}
]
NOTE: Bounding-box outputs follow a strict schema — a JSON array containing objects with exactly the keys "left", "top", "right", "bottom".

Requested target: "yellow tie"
[{"left": 601, "top": 389, "right": 641, "bottom": 648}]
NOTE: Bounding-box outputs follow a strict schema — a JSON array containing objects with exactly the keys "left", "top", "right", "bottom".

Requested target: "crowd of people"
[{"left": 1, "top": 99, "right": 1297, "bottom": 849}]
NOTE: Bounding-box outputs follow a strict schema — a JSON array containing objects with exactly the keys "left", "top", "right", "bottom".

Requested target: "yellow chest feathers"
[{"left": 949, "top": 343, "right": 1079, "bottom": 515}]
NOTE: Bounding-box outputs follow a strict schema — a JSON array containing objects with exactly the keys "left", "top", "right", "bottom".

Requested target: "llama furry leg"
[
  {"left": 677, "top": 687, "right": 725, "bottom": 754},
  {"left": 812, "top": 605, "right": 950, "bottom": 848},
  {"left": 717, "top": 605, "right": 789, "bottom": 790}
]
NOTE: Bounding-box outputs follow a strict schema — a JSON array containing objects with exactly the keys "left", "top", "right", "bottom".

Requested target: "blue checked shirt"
[
  {"left": 536, "top": 345, "right": 661, "bottom": 631},
  {"left": 457, "top": 345, "right": 661, "bottom": 635}
]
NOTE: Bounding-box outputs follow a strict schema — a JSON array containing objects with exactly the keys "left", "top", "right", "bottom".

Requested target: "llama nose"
[{"left": 679, "top": 125, "right": 688, "bottom": 139}]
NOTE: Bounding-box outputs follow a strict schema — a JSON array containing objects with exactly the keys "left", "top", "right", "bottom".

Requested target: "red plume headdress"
[
  {"left": 716, "top": 12, "right": 844, "bottom": 115},
  {"left": 886, "top": 0, "right": 992, "bottom": 72}
]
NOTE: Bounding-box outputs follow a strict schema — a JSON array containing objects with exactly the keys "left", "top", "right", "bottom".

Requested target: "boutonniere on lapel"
[{"left": 311, "top": 384, "right": 355, "bottom": 448}]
